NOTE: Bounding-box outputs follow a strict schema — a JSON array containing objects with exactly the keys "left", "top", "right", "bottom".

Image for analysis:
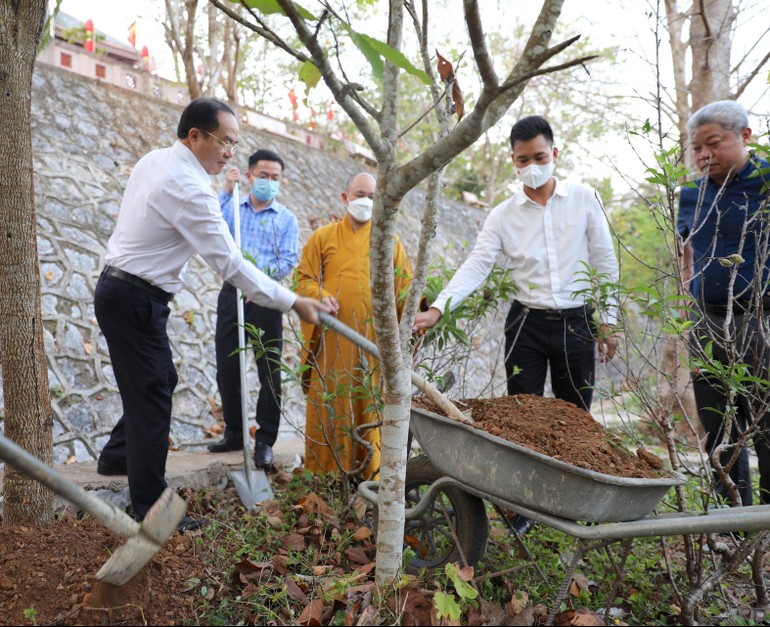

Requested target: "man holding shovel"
[
  {"left": 207, "top": 149, "right": 299, "bottom": 471},
  {"left": 94, "top": 98, "right": 331, "bottom": 530}
]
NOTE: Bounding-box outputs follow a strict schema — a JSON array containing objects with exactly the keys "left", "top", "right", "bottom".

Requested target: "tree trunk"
[
  {"left": 689, "top": 0, "right": 735, "bottom": 109},
  {"left": 0, "top": 0, "right": 54, "bottom": 525}
]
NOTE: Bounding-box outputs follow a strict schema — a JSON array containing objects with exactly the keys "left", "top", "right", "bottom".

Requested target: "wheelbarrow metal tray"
[{"left": 409, "top": 406, "right": 685, "bottom": 523}]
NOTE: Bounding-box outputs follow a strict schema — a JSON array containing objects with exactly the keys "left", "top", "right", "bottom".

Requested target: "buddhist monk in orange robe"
[{"left": 296, "top": 172, "right": 413, "bottom": 478}]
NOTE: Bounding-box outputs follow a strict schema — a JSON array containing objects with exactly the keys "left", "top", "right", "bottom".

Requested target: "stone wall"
[{"left": 0, "top": 64, "right": 496, "bottom": 464}]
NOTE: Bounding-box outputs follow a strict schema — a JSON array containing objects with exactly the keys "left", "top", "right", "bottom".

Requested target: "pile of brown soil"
[
  {"left": 0, "top": 514, "right": 204, "bottom": 626},
  {"left": 413, "top": 394, "right": 665, "bottom": 479}
]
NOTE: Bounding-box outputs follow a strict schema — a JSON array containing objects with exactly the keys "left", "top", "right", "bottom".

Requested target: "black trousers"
[
  {"left": 503, "top": 301, "right": 596, "bottom": 411},
  {"left": 95, "top": 273, "right": 177, "bottom": 518},
  {"left": 690, "top": 306, "right": 770, "bottom": 505},
  {"left": 215, "top": 283, "right": 283, "bottom": 446}
]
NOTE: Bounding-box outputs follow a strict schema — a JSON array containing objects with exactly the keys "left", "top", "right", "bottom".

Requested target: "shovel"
[
  {"left": 0, "top": 434, "right": 186, "bottom": 585},
  {"left": 316, "top": 312, "right": 474, "bottom": 424},
  {"left": 229, "top": 181, "right": 273, "bottom": 508}
]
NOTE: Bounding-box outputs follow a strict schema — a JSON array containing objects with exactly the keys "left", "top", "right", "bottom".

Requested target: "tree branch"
[
  {"left": 390, "top": 0, "right": 580, "bottom": 199},
  {"left": 275, "top": 0, "right": 389, "bottom": 160},
  {"left": 498, "top": 54, "right": 597, "bottom": 93},
  {"left": 463, "top": 0, "right": 498, "bottom": 88},
  {"left": 209, "top": 0, "right": 308, "bottom": 64},
  {"left": 733, "top": 47, "right": 770, "bottom": 100}
]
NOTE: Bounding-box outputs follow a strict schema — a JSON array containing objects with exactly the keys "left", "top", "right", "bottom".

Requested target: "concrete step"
[{"left": 0, "top": 438, "right": 305, "bottom": 513}]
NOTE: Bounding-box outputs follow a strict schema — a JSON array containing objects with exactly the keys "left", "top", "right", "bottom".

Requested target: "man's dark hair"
[
  {"left": 248, "top": 149, "right": 285, "bottom": 171},
  {"left": 177, "top": 97, "right": 235, "bottom": 139},
  {"left": 509, "top": 115, "right": 554, "bottom": 149}
]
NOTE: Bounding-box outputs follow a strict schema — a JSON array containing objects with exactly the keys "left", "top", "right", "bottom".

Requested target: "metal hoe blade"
[{"left": 0, "top": 434, "right": 186, "bottom": 586}]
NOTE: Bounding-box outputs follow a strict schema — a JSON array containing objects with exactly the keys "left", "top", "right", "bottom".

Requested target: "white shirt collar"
[
  {"left": 513, "top": 177, "right": 568, "bottom": 206},
  {"left": 171, "top": 141, "right": 212, "bottom": 183}
]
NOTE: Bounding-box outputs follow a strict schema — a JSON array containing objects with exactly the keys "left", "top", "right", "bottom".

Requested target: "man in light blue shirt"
[{"left": 208, "top": 149, "right": 299, "bottom": 471}]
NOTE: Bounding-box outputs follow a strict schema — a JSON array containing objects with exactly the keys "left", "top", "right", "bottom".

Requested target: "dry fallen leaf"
[
  {"left": 297, "top": 598, "right": 324, "bottom": 626},
  {"left": 284, "top": 533, "right": 306, "bottom": 551},
  {"left": 65, "top": 455, "right": 77, "bottom": 465},
  {"left": 568, "top": 573, "right": 591, "bottom": 597},
  {"left": 506, "top": 589, "right": 529, "bottom": 616},
  {"left": 82, "top": 340, "right": 92, "bottom": 355},
  {"left": 351, "top": 526, "right": 372, "bottom": 542},
  {"left": 285, "top": 577, "right": 307, "bottom": 603},
  {"left": 345, "top": 546, "right": 371, "bottom": 565},
  {"left": 569, "top": 607, "right": 605, "bottom": 626},
  {"left": 45, "top": 270, "right": 55, "bottom": 281},
  {"left": 272, "top": 554, "right": 289, "bottom": 576}
]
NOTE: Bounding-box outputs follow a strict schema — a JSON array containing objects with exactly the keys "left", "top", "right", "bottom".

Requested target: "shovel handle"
[
  {"left": 0, "top": 434, "right": 140, "bottom": 537},
  {"left": 316, "top": 312, "right": 473, "bottom": 425}
]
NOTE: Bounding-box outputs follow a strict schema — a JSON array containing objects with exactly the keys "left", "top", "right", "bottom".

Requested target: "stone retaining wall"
[{"left": 0, "top": 64, "right": 500, "bottom": 464}]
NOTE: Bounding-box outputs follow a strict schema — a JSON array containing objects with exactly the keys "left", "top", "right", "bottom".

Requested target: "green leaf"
[
  {"left": 356, "top": 33, "right": 431, "bottom": 85},
  {"left": 346, "top": 29, "right": 385, "bottom": 82},
  {"left": 341, "top": 25, "right": 431, "bottom": 85},
  {"left": 445, "top": 562, "right": 478, "bottom": 601},
  {"left": 433, "top": 590, "right": 462, "bottom": 621},
  {"left": 235, "top": 0, "right": 317, "bottom": 21},
  {"left": 299, "top": 60, "right": 322, "bottom": 95}
]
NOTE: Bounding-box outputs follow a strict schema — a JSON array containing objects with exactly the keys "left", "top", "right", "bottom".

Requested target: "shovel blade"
[
  {"left": 231, "top": 468, "right": 272, "bottom": 509},
  {"left": 94, "top": 488, "right": 186, "bottom": 585}
]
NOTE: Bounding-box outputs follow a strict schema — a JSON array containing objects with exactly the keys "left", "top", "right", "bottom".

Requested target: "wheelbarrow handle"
[
  {"left": 0, "top": 434, "right": 140, "bottom": 537},
  {"left": 316, "top": 311, "right": 473, "bottom": 424}
]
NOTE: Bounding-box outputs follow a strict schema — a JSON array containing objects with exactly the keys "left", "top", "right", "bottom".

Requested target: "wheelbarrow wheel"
[{"left": 398, "top": 455, "right": 488, "bottom": 573}]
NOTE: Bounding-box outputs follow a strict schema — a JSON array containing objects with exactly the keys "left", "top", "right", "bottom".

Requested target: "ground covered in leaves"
[
  {"left": 0, "top": 398, "right": 764, "bottom": 626},
  {"left": 413, "top": 394, "right": 666, "bottom": 478}
]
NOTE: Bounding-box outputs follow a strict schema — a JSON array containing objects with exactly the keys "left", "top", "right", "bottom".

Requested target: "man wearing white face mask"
[
  {"left": 295, "top": 172, "right": 413, "bottom": 478},
  {"left": 415, "top": 115, "right": 619, "bottom": 409},
  {"left": 208, "top": 149, "right": 299, "bottom": 472}
]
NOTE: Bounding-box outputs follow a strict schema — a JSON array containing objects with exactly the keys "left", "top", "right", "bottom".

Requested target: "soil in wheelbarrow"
[{"left": 412, "top": 394, "right": 665, "bottom": 479}]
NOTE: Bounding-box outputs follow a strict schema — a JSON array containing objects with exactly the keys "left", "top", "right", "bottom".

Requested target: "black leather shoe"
[
  {"left": 177, "top": 515, "right": 210, "bottom": 532},
  {"left": 97, "top": 460, "right": 127, "bottom": 476},
  {"left": 507, "top": 513, "right": 535, "bottom": 536},
  {"left": 207, "top": 434, "right": 243, "bottom": 453},
  {"left": 254, "top": 442, "right": 274, "bottom": 470}
]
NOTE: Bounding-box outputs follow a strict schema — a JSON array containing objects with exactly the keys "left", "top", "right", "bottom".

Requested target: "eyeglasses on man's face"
[{"left": 199, "top": 128, "right": 238, "bottom": 153}]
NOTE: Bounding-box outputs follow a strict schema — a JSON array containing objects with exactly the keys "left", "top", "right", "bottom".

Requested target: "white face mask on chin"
[
  {"left": 347, "top": 197, "right": 374, "bottom": 222},
  {"left": 517, "top": 161, "right": 555, "bottom": 189}
]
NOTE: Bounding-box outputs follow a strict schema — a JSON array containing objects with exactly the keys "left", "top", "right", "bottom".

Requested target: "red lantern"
[{"left": 84, "top": 18, "right": 94, "bottom": 52}]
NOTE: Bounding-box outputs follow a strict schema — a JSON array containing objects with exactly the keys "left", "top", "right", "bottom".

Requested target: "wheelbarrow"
[{"left": 358, "top": 405, "right": 770, "bottom": 623}]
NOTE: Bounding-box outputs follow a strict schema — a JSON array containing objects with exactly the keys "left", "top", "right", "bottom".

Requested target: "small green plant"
[
  {"left": 433, "top": 562, "right": 479, "bottom": 621},
  {"left": 23, "top": 607, "right": 38, "bottom": 625}
]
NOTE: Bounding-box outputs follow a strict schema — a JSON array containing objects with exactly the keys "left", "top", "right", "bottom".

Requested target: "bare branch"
[
  {"left": 463, "top": 0, "right": 498, "bottom": 87},
  {"left": 389, "top": 0, "right": 573, "bottom": 199},
  {"left": 209, "top": 0, "right": 308, "bottom": 63},
  {"left": 275, "top": 0, "right": 388, "bottom": 159},
  {"left": 499, "top": 54, "right": 598, "bottom": 93},
  {"left": 398, "top": 81, "right": 451, "bottom": 138},
  {"left": 733, "top": 47, "right": 770, "bottom": 100}
]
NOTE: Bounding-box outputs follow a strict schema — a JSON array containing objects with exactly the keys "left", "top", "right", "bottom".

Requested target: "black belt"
[
  {"left": 705, "top": 296, "right": 770, "bottom": 316},
  {"left": 515, "top": 301, "right": 592, "bottom": 321},
  {"left": 101, "top": 266, "right": 174, "bottom": 302}
]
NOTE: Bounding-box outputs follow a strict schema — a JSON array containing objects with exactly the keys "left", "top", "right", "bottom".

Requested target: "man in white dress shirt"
[
  {"left": 94, "top": 98, "right": 330, "bottom": 529},
  {"left": 414, "top": 115, "right": 619, "bottom": 409}
]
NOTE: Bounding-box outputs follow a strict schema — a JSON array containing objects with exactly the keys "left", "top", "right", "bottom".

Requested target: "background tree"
[{"left": 0, "top": 0, "right": 54, "bottom": 525}]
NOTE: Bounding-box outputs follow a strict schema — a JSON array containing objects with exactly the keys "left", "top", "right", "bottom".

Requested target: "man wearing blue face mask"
[{"left": 208, "top": 149, "right": 299, "bottom": 471}]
